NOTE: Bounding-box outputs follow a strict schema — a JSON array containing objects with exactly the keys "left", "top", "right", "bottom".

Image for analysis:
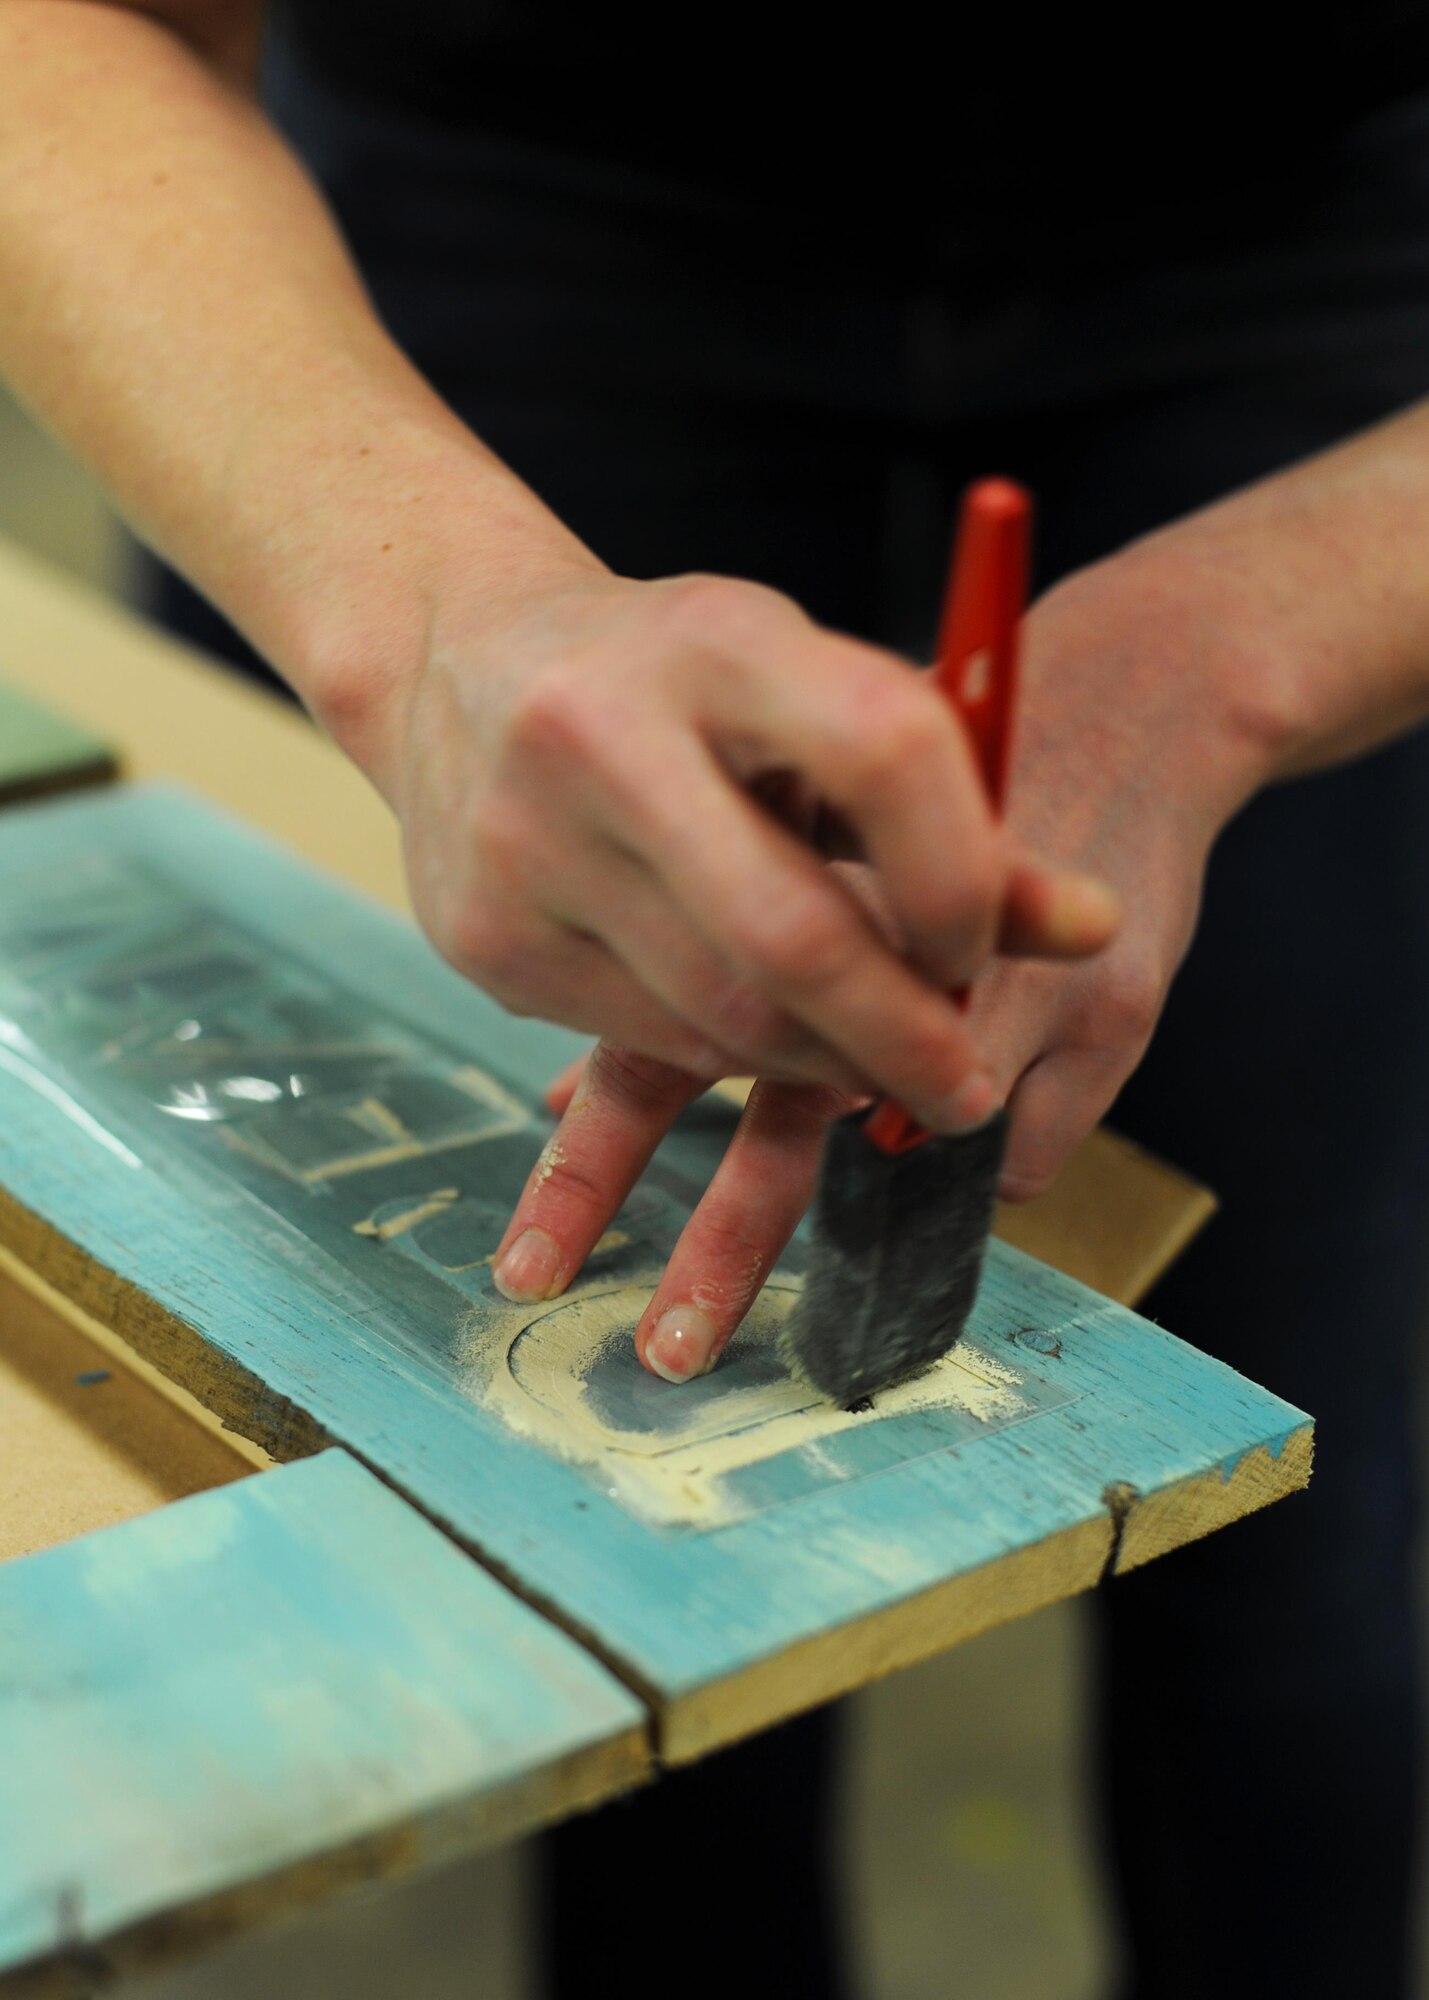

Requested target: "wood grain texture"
[
  {"left": 0, "top": 785, "right": 1313, "bottom": 1758},
  {"left": 0, "top": 678, "right": 114, "bottom": 808},
  {"left": 0, "top": 1449, "right": 648, "bottom": 1997}
]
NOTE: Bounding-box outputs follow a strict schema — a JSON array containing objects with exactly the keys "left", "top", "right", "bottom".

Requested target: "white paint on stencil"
[
  {"left": 351, "top": 1188, "right": 461, "bottom": 1241},
  {"left": 460, "top": 1278, "right": 1034, "bottom": 1530}
]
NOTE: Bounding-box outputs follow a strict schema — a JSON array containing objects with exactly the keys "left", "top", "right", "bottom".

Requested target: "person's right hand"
[
  {"left": 480, "top": 514, "right": 1272, "bottom": 1368},
  {"left": 347, "top": 563, "right": 1119, "bottom": 1131}
]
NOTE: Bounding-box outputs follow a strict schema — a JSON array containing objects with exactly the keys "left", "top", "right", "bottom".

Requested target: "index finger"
[
  {"left": 627, "top": 746, "right": 1000, "bottom": 1133},
  {"left": 491, "top": 1045, "right": 702, "bottom": 1303},
  {"left": 634, "top": 1075, "right": 847, "bottom": 1381},
  {"left": 706, "top": 630, "right": 1008, "bottom": 989}
]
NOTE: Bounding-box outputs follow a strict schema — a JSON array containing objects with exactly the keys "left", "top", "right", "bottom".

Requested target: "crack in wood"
[{"left": 1099, "top": 1480, "right": 1141, "bottom": 1585}]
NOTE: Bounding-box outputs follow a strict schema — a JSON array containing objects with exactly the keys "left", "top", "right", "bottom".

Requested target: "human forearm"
[
  {"left": 0, "top": 1, "right": 592, "bottom": 766},
  {"left": 1079, "top": 399, "right": 1429, "bottom": 797}
]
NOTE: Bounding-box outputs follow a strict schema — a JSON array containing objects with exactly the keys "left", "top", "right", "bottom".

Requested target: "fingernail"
[
  {"left": 935, "top": 1072, "right": 1001, "bottom": 1133},
  {"left": 492, "top": 1227, "right": 564, "bottom": 1301},
  {"left": 645, "top": 1305, "right": 718, "bottom": 1383}
]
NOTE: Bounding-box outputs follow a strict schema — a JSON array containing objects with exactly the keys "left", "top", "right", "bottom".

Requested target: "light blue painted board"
[
  {"left": 0, "top": 786, "right": 1312, "bottom": 1755},
  {"left": 0, "top": 1450, "right": 646, "bottom": 1990}
]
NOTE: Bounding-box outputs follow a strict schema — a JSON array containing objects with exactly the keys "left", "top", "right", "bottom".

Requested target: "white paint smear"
[{"left": 460, "top": 1275, "right": 1032, "bottom": 1529}]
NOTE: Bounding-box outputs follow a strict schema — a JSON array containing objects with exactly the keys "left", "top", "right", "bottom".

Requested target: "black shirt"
[{"left": 277, "top": 1, "right": 1429, "bottom": 232}]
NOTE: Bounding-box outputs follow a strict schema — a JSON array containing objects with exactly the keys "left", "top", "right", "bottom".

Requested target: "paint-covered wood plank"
[
  {"left": 0, "top": 678, "right": 114, "bottom": 808},
  {"left": 0, "top": 1449, "right": 647, "bottom": 1996},
  {"left": 0, "top": 786, "right": 1313, "bottom": 1758}
]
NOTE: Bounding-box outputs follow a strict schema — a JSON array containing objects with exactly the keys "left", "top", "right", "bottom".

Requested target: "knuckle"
[
  {"left": 590, "top": 1044, "right": 700, "bottom": 1114},
  {"left": 1087, "top": 952, "right": 1163, "bottom": 1051},
  {"left": 443, "top": 905, "right": 538, "bottom": 1010},
  {"left": 959, "top": 842, "right": 1008, "bottom": 919},
  {"left": 467, "top": 796, "right": 535, "bottom": 890},
  {"left": 700, "top": 980, "right": 793, "bottom": 1058},
  {"left": 834, "top": 682, "right": 950, "bottom": 798},
  {"left": 895, "top": 1018, "right": 973, "bottom": 1101},
  {"left": 442, "top": 900, "right": 504, "bottom": 978},
  {"left": 746, "top": 1075, "right": 853, "bottom": 1138},
  {"left": 1000, "top": 1151, "right": 1059, "bottom": 1202},
  {"left": 917, "top": 852, "right": 1006, "bottom": 956},
  {"left": 1001, "top": 1100, "right": 1085, "bottom": 1200},
  {"left": 734, "top": 896, "right": 854, "bottom": 990},
  {"left": 651, "top": 572, "right": 795, "bottom": 654},
  {"left": 672, "top": 1037, "right": 742, "bottom": 1080},
  {"left": 678, "top": 1218, "right": 769, "bottom": 1316},
  {"left": 528, "top": 1140, "right": 610, "bottom": 1219}
]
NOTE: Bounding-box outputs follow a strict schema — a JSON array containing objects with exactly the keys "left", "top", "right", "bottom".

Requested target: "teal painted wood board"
[
  {"left": 0, "top": 1449, "right": 647, "bottom": 1996},
  {"left": 0, "top": 679, "right": 115, "bottom": 808},
  {"left": 0, "top": 786, "right": 1313, "bottom": 1758}
]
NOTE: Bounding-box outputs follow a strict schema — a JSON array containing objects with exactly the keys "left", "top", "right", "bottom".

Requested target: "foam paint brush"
[{"left": 781, "top": 477, "right": 1030, "bottom": 1407}]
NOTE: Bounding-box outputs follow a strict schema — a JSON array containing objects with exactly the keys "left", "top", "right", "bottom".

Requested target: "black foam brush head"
[{"left": 780, "top": 1105, "right": 1009, "bottom": 1408}]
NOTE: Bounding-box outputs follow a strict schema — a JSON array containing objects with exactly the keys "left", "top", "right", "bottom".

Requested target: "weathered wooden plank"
[
  {"left": 0, "top": 1449, "right": 648, "bottom": 1997},
  {"left": 0, "top": 678, "right": 114, "bottom": 808},
  {"left": 0, "top": 785, "right": 1313, "bottom": 1758},
  {"left": 993, "top": 1124, "right": 1216, "bottom": 1307}
]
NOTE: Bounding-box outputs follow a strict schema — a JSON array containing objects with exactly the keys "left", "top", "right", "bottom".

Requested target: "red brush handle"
[{"left": 864, "top": 477, "right": 1031, "bottom": 1156}]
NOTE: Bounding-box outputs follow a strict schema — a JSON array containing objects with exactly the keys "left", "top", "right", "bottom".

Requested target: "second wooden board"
[
  {"left": 0, "top": 786, "right": 1312, "bottom": 1758},
  {"left": 0, "top": 1449, "right": 646, "bottom": 1996}
]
